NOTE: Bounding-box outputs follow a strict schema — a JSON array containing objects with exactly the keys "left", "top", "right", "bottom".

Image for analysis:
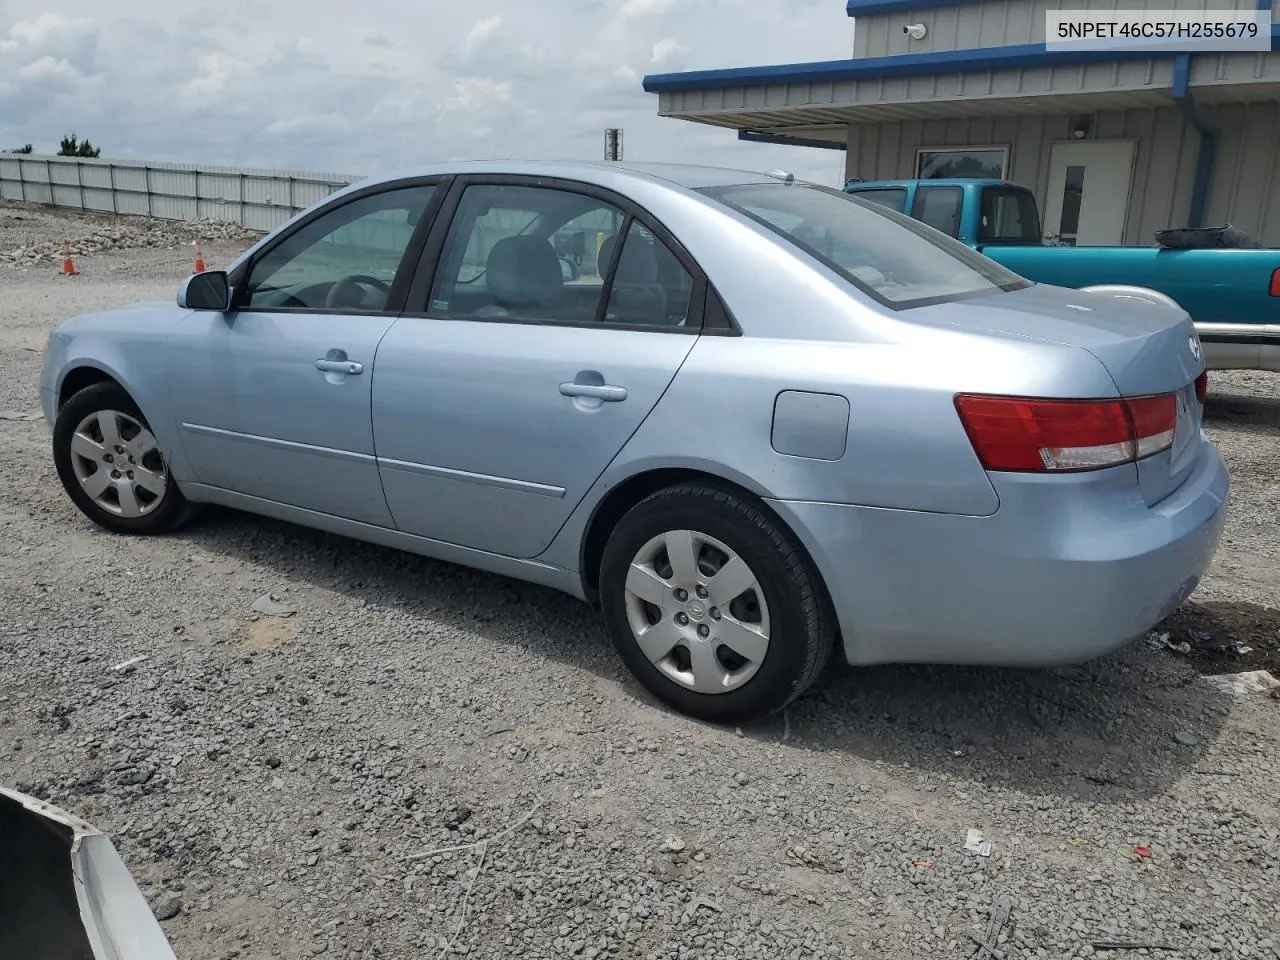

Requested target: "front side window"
[
  {"left": 911, "top": 186, "right": 963, "bottom": 238},
  {"left": 979, "top": 187, "right": 1041, "bottom": 244},
  {"left": 700, "top": 182, "right": 1028, "bottom": 310},
  {"left": 244, "top": 184, "right": 437, "bottom": 312},
  {"left": 428, "top": 184, "right": 695, "bottom": 328}
]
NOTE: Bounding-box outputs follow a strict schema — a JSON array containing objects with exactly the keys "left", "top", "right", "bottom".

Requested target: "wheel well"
[
  {"left": 580, "top": 469, "right": 804, "bottom": 600},
  {"left": 57, "top": 368, "right": 120, "bottom": 411}
]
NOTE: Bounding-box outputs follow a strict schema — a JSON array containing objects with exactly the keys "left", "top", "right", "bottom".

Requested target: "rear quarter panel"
[
  {"left": 539, "top": 299, "right": 1122, "bottom": 575},
  {"left": 981, "top": 245, "right": 1280, "bottom": 326}
]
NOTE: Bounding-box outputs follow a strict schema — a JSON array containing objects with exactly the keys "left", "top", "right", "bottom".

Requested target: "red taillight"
[
  {"left": 1194, "top": 370, "right": 1208, "bottom": 404},
  {"left": 1270, "top": 267, "right": 1280, "bottom": 298},
  {"left": 954, "top": 393, "right": 1177, "bottom": 473}
]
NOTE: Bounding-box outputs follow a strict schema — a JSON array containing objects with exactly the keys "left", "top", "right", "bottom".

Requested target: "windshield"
[
  {"left": 979, "top": 187, "right": 1042, "bottom": 244},
  {"left": 699, "top": 182, "right": 1029, "bottom": 310}
]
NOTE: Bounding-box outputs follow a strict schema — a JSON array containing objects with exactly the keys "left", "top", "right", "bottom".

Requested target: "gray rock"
[{"left": 153, "top": 897, "right": 183, "bottom": 922}]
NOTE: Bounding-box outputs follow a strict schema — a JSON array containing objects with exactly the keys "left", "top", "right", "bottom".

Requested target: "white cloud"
[
  {"left": 439, "top": 76, "right": 512, "bottom": 115},
  {"left": 650, "top": 36, "right": 688, "bottom": 63},
  {"left": 0, "top": 1, "right": 853, "bottom": 184},
  {"left": 463, "top": 14, "right": 503, "bottom": 55},
  {"left": 618, "top": 0, "right": 678, "bottom": 19}
]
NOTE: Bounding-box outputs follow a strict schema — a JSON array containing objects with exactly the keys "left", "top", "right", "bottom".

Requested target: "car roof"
[
  {"left": 346, "top": 160, "right": 783, "bottom": 192},
  {"left": 848, "top": 178, "right": 1030, "bottom": 190}
]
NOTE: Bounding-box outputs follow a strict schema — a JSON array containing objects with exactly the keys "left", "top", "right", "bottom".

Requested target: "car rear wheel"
[
  {"left": 599, "top": 483, "right": 836, "bottom": 724},
  {"left": 52, "top": 382, "right": 195, "bottom": 535}
]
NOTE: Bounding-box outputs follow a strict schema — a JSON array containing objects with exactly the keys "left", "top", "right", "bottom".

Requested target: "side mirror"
[{"left": 177, "top": 270, "right": 231, "bottom": 311}]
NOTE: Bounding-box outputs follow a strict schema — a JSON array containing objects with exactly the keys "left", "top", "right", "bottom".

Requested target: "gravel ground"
[{"left": 2, "top": 202, "right": 1279, "bottom": 960}]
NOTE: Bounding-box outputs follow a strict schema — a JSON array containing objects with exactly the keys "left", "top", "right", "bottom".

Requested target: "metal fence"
[{"left": 0, "top": 153, "right": 361, "bottom": 232}]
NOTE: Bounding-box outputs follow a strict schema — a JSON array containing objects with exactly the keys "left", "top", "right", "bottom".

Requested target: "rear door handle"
[
  {"left": 315, "top": 359, "right": 363, "bottom": 375},
  {"left": 559, "top": 382, "right": 627, "bottom": 402}
]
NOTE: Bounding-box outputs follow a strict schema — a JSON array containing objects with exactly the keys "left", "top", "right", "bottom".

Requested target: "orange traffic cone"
[
  {"left": 192, "top": 238, "right": 206, "bottom": 274},
  {"left": 60, "top": 240, "right": 77, "bottom": 276}
]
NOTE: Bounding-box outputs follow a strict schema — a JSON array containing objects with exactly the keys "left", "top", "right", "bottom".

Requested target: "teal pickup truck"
[{"left": 843, "top": 178, "right": 1280, "bottom": 373}]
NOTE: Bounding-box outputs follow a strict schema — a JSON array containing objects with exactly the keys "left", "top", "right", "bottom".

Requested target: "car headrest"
[
  {"left": 485, "top": 236, "right": 563, "bottom": 308},
  {"left": 598, "top": 231, "right": 659, "bottom": 285}
]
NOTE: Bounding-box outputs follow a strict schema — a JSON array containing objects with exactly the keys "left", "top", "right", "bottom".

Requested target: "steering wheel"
[{"left": 324, "top": 274, "right": 392, "bottom": 310}]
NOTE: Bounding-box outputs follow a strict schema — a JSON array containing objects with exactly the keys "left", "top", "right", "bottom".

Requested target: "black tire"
[
  {"left": 52, "top": 382, "right": 196, "bottom": 535},
  {"left": 599, "top": 483, "right": 836, "bottom": 724}
]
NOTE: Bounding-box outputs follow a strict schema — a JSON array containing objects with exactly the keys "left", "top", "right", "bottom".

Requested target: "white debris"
[
  {"left": 964, "top": 829, "right": 993, "bottom": 857},
  {"left": 251, "top": 593, "right": 297, "bottom": 618},
  {"left": 111, "top": 655, "right": 149, "bottom": 673}
]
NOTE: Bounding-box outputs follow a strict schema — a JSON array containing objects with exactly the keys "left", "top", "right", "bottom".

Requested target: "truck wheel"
[{"left": 598, "top": 483, "right": 836, "bottom": 724}]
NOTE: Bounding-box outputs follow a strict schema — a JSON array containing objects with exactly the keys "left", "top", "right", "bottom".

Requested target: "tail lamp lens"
[{"left": 955, "top": 392, "right": 1178, "bottom": 473}]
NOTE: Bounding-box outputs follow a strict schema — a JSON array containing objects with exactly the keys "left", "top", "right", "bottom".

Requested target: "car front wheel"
[
  {"left": 599, "top": 483, "right": 836, "bottom": 724},
  {"left": 52, "top": 382, "right": 195, "bottom": 535}
]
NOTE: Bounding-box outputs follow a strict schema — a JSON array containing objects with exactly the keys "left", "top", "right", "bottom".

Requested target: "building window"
[{"left": 915, "top": 147, "right": 1009, "bottom": 181}]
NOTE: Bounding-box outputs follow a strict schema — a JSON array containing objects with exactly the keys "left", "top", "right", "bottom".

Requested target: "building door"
[{"left": 1042, "top": 140, "right": 1136, "bottom": 246}]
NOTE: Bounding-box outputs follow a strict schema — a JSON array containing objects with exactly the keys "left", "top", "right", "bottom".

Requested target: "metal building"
[{"left": 643, "top": 0, "right": 1280, "bottom": 246}]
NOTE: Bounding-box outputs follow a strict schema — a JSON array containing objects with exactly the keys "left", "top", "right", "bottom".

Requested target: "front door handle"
[
  {"left": 315, "top": 358, "right": 363, "bottom": 375},
  {"left": 560, "top": 381, "right": 627, "bottom": 402}
]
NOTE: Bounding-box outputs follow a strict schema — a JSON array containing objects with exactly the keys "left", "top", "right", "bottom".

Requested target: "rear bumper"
[
  {"left": 1197, "top": 322, "right": 1280, "bottom": 373},
  {"left": 768, "top": 437, "right": 1229, "bottom": 667}
]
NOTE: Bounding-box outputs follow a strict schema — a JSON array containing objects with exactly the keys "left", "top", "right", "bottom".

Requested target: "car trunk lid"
[{"left": 908, "top": 283, "right": 1206, "bottom": 506}]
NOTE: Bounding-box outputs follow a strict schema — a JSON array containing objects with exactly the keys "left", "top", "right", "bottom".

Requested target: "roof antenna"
[{"left": 764, "top": 168, "right": 795, "bottom": 184}]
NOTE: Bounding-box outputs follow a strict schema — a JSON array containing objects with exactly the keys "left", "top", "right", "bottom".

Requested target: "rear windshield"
[
  {"left": 700, "top": 182, "right": 1029, "bottom": 310},
  {"left": 979, "top": 187, "right": 1041, "bottom": 244}
]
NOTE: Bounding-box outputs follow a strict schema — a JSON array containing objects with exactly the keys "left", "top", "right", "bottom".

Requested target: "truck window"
[
  {"left": 911, "top": 186, "right": 963, "bottom": 239},
  {"left": 699, "top": 182, "right": 1029, "bottom": 311},
  {"left": 848, "top": 188, "right": 907, "bottom": 213},
  {"left": 979, "top": 188, "right": 1041, "bottom": 244}
]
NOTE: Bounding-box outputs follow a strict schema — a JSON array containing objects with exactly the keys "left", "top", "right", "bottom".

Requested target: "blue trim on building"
[
  {"left": 738, "top": 131, "right": 848, "bottom": 150},
  {"left": 1171, "top": 53, "right": 1216, "bottom": 229},
  {"left": 846, "top": 0, "right": 1273, "bottom": 18},
  {"left": 643, "top": 25, "right": 1280, "bottom": 93},
  {"left": 1171, "top": 52, "right": 1191, "bottom": 98},
  {"left": 845, "top": 0, "right": 987, "bottom": 17}
]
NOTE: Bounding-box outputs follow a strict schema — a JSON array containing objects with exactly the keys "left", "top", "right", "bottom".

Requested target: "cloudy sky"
[{"left": 0, "top": 1, "right": 853, "bottom": 185}]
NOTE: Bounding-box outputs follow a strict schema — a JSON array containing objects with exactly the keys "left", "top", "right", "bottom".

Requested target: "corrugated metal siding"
[
  {"left": 852, "top": 0, "right": 1274, "bottom": 58},
  {"left": 0, "top": 154, "right": 360, "bottom": 231},
  {"left": 1202, "top": 102, "right": 1280, "bottom": 239},
  {"left": 658, "top": 59, "right": 1178, "bottom": 118},
  {"left": 843, "top": 106, "right": 1214, "bottom": 244},
  {"left": 1189, "top": 49, "right": 1280, "bottom": 88}
]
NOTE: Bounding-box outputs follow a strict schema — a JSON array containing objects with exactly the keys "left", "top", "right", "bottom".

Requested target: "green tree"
[
  {"left": 57, "top": 134, "right": 101, "bottom": 158},
  {"left": 6, "top": 144, "right": 34, "bottom": 154}
]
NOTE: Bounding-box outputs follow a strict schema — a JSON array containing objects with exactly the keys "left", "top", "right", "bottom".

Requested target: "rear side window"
[
  {"left": 911, "top": 186, "right": 962, "bottom": 238},
  {"left": 426, "top": 184, "right": 695, "bottom": 329},
  {"left": 848, "top": 188, "right": 907, "bottom": 213},
  {"left": 699, "top": 182, "right": 1028, "bottom": 310},
  {"left": 979, "top": 188, "right": 1041, "bottom": 244},
  {"left": 602, "top": 220, "right": 695, "bottom": 327}
]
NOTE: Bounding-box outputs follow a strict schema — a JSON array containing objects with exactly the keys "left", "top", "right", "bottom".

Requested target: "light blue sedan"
[{"left": 40, "top": 161, "right": 1229, "bottom": 723}]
